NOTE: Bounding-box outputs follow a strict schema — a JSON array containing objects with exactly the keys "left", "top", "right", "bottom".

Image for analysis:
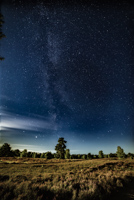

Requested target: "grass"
[{"left": 0, "top": 157, "right": 134, "bottom": 200}]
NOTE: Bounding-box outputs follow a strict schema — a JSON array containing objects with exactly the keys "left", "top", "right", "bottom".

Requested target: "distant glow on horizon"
[{"left": 11, "top": 144, "right": 56, "bottom": 153}]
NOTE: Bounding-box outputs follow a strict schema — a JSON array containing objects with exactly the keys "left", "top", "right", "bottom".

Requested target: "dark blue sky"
[{"left": 1, "top": 0, "right": 134, "bottom": 154}]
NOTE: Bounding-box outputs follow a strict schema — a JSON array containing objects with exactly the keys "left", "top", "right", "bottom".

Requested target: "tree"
[
  {"left": 13, "top": 149, "right": 20, "bottom": 157},
  {"left": 70, "top": 154, "right": 78, "bottom": 159},
  {"left": 32, "top": 152, "right": 37, "bottom": 158},
  {"left": 78, "top": 154, "right": 82, "bottom": 159},
  {"left": 0, "top": 143, "right": 12, "bottom": 157},
  {"left": 82, "top": 154, "right": 87, "bottom": 159},
  {"left": 40, "top": 153, "right": 46, "bottom": 158},
  {"left": 27, "top": 151, "right": 32, "bottom": 158},
  {"left": 65, "top": 149, "right": 70, "bottom": 159},
  {"left": 45, "top": 152, "right": 53, "bottom": 159},
  {"left": 108, "top": 153, "right": 116, "bottom": 158},
  {"left": 0, "top": 13, "right": 6, "bottom": 60},
  {"left": 116, "top": 146, "right": 125, "bottom": 159},
  {"left": 98, "top": 150, "right": 104, "bottom": 158},
  {"left": 20, "top": 149, "right": 27, "bottom": 157},
  {"left": 55, "top": 137, "right": 67, "bottom": 159},
  {"left": 87, "top": 153, "right": 93, "bottom": 159},
  {"left": 127, "top": 153, "right": 133, "bottom": 159}
]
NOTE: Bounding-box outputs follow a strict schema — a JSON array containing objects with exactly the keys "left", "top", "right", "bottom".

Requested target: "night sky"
[{"left": 1, "top": 0, "right": 134, "bottom": 154}]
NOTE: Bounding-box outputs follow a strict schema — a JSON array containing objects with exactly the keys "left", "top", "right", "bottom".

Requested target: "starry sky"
[{"left": 0, "top": 0, "right": 134, "bottom": 154}]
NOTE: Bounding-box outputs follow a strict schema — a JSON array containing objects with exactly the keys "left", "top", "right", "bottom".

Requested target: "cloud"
[
  {"left": 1, "top": 110, "right": 58, "bottom": 132},
  {"left": 11, "top": 144, "right": 55, "bottom": 153}
]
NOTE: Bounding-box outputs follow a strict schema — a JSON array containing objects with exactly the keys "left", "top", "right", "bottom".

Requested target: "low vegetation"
[
  {"left": 0, "top": 157, "right": 134, "bottom": 200},
  {"left": 0, "top": 139, "right": 134, "bottom": 199}
]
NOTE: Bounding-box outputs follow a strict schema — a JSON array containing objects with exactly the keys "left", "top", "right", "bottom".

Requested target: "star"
[{"left": 1, "top": 0, "right": 133, "bottom": 154}]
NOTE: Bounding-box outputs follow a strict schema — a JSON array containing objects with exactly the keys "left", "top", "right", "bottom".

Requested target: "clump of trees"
[{"left": 0, "top": 140, "right": 133, "bottom": 160}]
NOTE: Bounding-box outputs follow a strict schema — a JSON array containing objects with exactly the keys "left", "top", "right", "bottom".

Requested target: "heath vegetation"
[
  {"left": 0, "top": 139, "right": 134, "bottom": 200},
  {"left": 0, "top": 157, "right": 134, "bottom": 200}
]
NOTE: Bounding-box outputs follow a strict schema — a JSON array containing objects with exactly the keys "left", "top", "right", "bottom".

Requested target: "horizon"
[{"left": 0, "top": 140, "right": 134, "bottom": 155}]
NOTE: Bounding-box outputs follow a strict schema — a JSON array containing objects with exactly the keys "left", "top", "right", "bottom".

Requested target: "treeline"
[{"left": 0, "top": 143, "right": 133, "bottom": 159}]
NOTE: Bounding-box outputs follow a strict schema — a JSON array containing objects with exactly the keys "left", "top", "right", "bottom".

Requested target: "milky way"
[{"left": 1, "top": 0, "right": 134, "bottom": 153}]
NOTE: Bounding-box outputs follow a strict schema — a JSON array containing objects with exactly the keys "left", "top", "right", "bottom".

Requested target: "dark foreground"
[
  {"left": 109, "top": 178, "right": 134, "bottom": 200},
  {"left": 0, "top": 157, "right": 134, "bottom": 200}
]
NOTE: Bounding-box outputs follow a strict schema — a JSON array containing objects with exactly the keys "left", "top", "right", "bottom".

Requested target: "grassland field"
[{"left": 0, "top": 157, "right": 134, "bottom": 200}]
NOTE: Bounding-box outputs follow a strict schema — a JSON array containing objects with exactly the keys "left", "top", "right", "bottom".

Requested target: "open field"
[{"left": 0, "top": 157, "right": 134, "bottom": 200}]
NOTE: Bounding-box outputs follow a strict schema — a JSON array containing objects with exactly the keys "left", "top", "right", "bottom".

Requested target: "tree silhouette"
[
  {"left": 0, "top": 143, "right": 12, "bottom": 157},
  {"left": 13, "top": 149, "right": 20, "bottom": 157},
  {"left": 0, "top": 13, "right": 5, "bottom": 60},
  {"left": 55, "top": 137, "right": 67, "bottom": 159},
  {"left": 45, "top": 152, "right": 53, "bottom": 159}
]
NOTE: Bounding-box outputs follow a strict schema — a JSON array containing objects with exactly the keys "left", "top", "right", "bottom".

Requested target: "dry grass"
[{"left": 0, "top": 157, "right": 134, "bottom": 200}]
